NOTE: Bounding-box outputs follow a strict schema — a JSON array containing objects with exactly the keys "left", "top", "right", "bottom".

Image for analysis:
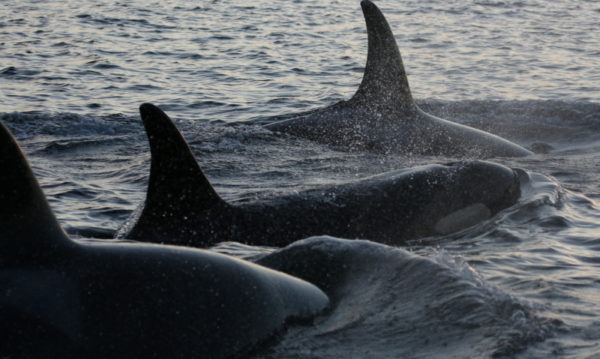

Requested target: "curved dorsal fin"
[
  {"left": 351, "top": 1, "right": 415, "bottom": 110},
  {"left": 0, "top": 122, "right": 70, "bottom": 261},
  {"left": 138, "top": 103, "right": 224, "bottom": 220}
]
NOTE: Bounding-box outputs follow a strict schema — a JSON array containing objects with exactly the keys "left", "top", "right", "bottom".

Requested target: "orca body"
[
  {"left": 0, "top": 122, "right": 328, "bottom": 359},
  {"left": 118, "top": 104, "right": 521, "bottom": 248},
  {"left": 263, "top": 0, "right": 532, "bottom": 158}
]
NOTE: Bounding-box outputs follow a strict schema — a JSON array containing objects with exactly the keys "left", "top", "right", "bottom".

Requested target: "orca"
[
  {"left": 117, "top": 103, "right": 521, "bottom": 248},
  {"left": 0, "top": 121, "right": 328, "bottom": 359},
  {"left": 262, "top": 0, "right": 532, "bottom": 158}
]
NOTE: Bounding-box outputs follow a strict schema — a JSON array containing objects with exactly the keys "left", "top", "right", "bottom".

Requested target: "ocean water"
[{"left": 1, "top": 0, "right": 600, "bottom": 357}]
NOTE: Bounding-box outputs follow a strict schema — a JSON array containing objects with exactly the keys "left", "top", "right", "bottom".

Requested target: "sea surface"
[{"left": 1, "top": 0, "right": 600, "bottom": 357}]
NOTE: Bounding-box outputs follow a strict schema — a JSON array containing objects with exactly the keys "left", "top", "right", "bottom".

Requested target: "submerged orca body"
[
  {"left": 118, "top": 104, "right": 521, "bottom": 248},
  {"left": 263, "top": 0, "right": 532, "bottom": 158},
  {"left": 0, "top": 122, "right": 328, "bottom": 359}
]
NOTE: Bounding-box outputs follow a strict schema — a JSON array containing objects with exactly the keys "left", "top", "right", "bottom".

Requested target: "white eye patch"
[{"left": 434, "top": 203, "right": 492, "bottom": 235}]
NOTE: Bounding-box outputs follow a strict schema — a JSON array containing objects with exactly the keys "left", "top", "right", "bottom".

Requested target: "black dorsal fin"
[
  {"left": 138, "top": 103, "right": 224, "bottom": 221},
  {"left": 0, "top": 122, "right": 70, "bottom": 261},
  {"left": 351, "top": 1, "right": 415, "bottom": 110}
]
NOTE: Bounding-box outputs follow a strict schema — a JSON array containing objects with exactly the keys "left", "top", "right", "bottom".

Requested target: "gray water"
[{"left": 1, "top": 0, "right": 600, "bottom": 357}]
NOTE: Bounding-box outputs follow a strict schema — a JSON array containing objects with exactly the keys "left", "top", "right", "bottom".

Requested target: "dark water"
[{"left": 1, "top": 0, "right": 600, "bottom": 357}]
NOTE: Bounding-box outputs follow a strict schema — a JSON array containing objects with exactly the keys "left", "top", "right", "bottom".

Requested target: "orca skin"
[
  {"left": 263, "top": 0, "right": 532, "bottom": 158},
  {"left": 117, "top": 103, "right": 521, "bottom": 248},
  {"left": 0, "top": 122, "right": 328, "bottom": 359}
]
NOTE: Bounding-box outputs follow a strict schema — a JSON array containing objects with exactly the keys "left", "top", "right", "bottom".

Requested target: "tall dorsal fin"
[
  {"left": 0, "top": 122, "right": 70, "bottom": 261},
  {"left": 351, "top": 1, "right": 415, "bottom": 110},
  {"left": 138, "top": 103, "right": 224, "bottom": 220}
]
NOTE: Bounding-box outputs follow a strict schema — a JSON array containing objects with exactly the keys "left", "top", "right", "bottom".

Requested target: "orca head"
[
  {"left": 451, "top": 160, "right": 521, "bottom": 211},
  {"left": 432, "top": 161, "right": 521, "bottom": 235},
  {"left": 119, "top": 104, "right": 230, "bottom": 246},
  {"left": 0, "top": 122, "right": 72, "bottom": 264}
]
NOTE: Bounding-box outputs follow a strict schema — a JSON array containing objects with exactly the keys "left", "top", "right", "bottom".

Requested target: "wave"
[
  {"left": 254, "top": 236, "right": 560, "bottom": 358},
  {"left": 0, "top": 111, "right": 136, "bottom": 139}
]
